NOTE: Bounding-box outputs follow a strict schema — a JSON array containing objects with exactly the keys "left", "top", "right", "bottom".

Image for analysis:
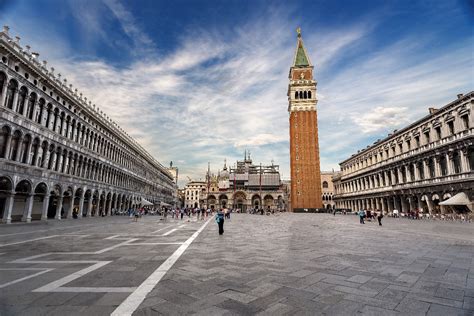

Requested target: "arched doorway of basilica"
[
  {"left": 234, "top": 192, "right": 247, "bottom": 212},
  {"left": 219, "top": 194, "right": 228, "bottom": 209}
]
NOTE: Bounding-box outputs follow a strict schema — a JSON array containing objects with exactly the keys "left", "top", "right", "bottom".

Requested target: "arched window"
[
  {"left": 9, "top": 130, "right": 21, "bottom": 161},
  {"left": 20, "top": 135, "right": 31, "bottom": 163},
  {"left": 469, "top": 146, "right": 474, "bottom": 171},
  {"left": 439, "top": 156, "right": 447, "bottom": 176},
  {"left": 322, "top": 181, "right": 329, "bottom": 188},
  {"left": 5, "top": 79, "right": 18, "bottom": 109},
  {"left": 308, "top": 91, "right": 312, "bottom": 99},
  {"left": 299, "top": 91, "right": 303, "bottom": 99},
  {"left": 37, "top": 99, "right": 45, "bottom": 124},
  {"left": 428, "top": 158, "right": 435, "bottom": 178},
  {"left": 0, "top": 126, "right": 10, "bottom": 158},
  {"left": 417, "top": 161, "right": 424, "bottom": 180},
  {"left": 295, "top": 91, "right": 298, "bottom": 99},
  {"left": 0, "top": 72, "right": 6, "bottom": 101},
  {"left": 16, "top": 86, "right": 27, "bottom": 114},
  {"left": 27, "top": 93, "right": 37, "bottom": 120},
  {"left": 409, "top": 164, "right": 415, "bottom": 181},
  {"left": 452, "top": 151, "right": 461, "bottom": 174},
  {"left": 303, "top": 91, "right": 307, "bottom": 99}
]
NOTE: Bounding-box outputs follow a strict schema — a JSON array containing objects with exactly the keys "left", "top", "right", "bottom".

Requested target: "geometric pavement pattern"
[{"left": 0, "top": 213, "right": 473, "bottom": 315}]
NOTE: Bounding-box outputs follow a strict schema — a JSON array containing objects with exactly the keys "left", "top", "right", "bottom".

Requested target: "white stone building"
[
  {"left": 0, "top": 26, "right": 177, "bottom": 223},
  {"left": 333, "top": 92, "right": 474, "bottom": 214},
  {"left": 183, "top": 180, "right": 206, "bottom": 208}
]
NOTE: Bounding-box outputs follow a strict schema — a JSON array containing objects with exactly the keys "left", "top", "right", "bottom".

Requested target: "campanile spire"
[{"left": 288, "top": 28, "right": 323, "bottom": 211}]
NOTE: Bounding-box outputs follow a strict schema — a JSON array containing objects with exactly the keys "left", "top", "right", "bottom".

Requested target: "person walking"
[
  {"left": 215, "top": 208, "right": 225, "bottom": 235},
  {"left": 180, "top": 208, "right": 184, "bottom": 220},
  {"left": 377, "top": 210, "right": 383, "bottom": 226},
  {"left": 358, "top": 209, "right": 365, "bottom": 224}
]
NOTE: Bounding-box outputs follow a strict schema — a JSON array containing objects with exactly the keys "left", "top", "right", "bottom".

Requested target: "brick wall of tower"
[{"left": 289, "top": 110, "right": 323, "bottom": 210}]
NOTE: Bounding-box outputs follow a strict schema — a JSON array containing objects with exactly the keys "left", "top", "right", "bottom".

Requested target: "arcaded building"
[
  {"left": 288, "top": 28, "right": 323, "bottom": 211},
  {"left": 0, "top": 26, "right": 176, "bottom": 223},
  {"left": 333, "top": 92, "right": 474, "bottom": 214}
]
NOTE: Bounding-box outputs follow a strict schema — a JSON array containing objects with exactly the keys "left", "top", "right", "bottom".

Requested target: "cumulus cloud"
[{"left": 351, "top": 107, "right": 410, "bottom": 133}]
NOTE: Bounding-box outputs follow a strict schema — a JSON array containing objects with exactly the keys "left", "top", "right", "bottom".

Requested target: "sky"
[{"left": 1, "top": 0, "right": 472, "bottom": 187}]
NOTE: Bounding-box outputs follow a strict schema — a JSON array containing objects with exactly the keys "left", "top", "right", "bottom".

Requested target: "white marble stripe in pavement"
[
  {"left": 161, "top": 228, "right": 178, "bottom": 236},
  {"left": 111, "top": 217, "right": 212, "bottom": 316},
  {"left": 33, "top": 261, "right": 111, "bottom": 292},
  {"left": 151, "top": 224, "right": 174, "bottom": 234},
  {"left": 0, "top": 235, "right": 58, "bottom": 247},
  {"left": 0, "top": 268, "right": 54, "bottom": 289}
]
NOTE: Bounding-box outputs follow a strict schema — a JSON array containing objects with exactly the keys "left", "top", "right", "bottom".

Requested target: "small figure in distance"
[
  {"left": 358, "top": 209, "right": 365, "bottom": 224},
  {"left": 377, "top": 210, "right": 383, "bottom": 226},
  {"left": 216, "top": 208, "right": 225, "bottom": 235}
]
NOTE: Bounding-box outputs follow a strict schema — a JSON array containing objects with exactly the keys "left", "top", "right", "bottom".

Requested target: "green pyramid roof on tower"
[{"left": 295, "top": 41, "right": 310, "bottom": 67}]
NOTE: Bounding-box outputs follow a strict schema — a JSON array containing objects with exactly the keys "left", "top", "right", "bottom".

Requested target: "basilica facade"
[
  {"left": 0, "top": 26, "right": 177, "bottom": 223},
  {"left": 333, "top": 92, "right": 474, "bottom": 214},
  {"left": 184, "top": 154, "right": 288, "bottom": 211}
]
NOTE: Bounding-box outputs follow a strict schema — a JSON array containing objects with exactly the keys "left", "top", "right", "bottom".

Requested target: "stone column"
[
  {"left": 460, "top": 148, "right": 469, "bottom": 172},
  {"left": 55, "top": 195, "right": 63, "bottom": 220},
  {"left": 3, "top": 133, "right": 12, "bottom": 159},
  {"left": 78, "top": 194, "right": 85, "bottom": 218},
  {"left": 405, "top": 165, "right": 411, "bottom": 182},
  {"left": 41, "top": 193, "right": 50, "bottom": 220},
  {"left": 87, "top": 199, "right": 93, "bottom": 217},
  {"left": 2, "top": 193, "right": 14, "bottom": 224},
  {"left": 414, "top": 163, "right": 420, "bottom": 181},
  {"left": 434, "top": 156, "right": 441, "bottom": 177},
  {"left": 446, "top": 152, "right": 453, "bottom": 175},
  {"left": 67, "top": 197, "right": 74, "bottom": 219},
  {"left": 22, "top": 193, "right": 34, "bottom": 222},
  {"left": 107, "top": 199, "right": 112, "bottom": 216},
  {"left": 14, "top": 135, "right": 24, "bottom": 162},
  {"left": 25, "top": 140, "right": 33, "bottom": 165},
  {"left": 11, "top": 88, "right": 19, "bottom": 112}
]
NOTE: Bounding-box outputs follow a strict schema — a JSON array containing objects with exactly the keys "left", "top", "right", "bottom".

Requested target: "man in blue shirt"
[{"left": 215, "top": 209, "right": 225, "bottom": 235}]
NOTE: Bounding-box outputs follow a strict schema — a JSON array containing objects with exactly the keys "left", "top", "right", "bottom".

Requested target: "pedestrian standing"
[
  {"left": 377, "top": 210, "right": 383, "bottom": 226},
  {"left": 215, "top": 209, "right": 225, "bottom": 235},
  {"left": 358, "top": 209, "right": 365, "bottom": 224},
  {"left": 180, "top": 208, "right": 184, "bottom": 220}
]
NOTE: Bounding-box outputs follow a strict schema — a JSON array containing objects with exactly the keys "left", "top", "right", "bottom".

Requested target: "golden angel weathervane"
[{"left": 296, "top": 27, "right": 301, "bottom": 37}]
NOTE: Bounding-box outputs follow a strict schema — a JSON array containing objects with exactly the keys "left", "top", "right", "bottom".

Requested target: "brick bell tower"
[{"left": 288, "top": 28, "right": 323, "bottom": 211}]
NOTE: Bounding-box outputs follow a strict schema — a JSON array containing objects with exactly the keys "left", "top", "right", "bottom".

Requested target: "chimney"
[
  {"left": 457, "top": 93, "right": 463, "bottom": 99},
  {"left": 429, "top": 108, "right": 438, "bottom": 115}
]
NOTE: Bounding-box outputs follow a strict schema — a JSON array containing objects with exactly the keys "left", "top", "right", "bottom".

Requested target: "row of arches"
[
  {"left": 336, "top": 147, "right": 474, "bottom": 194},
  {"left": 294, "top": 90, "right": 312, "bottom": 100},
  {"left": 0, "top": 71, "right": 168, "bottom": 185},
  {"left": 0, "top": 176, "right": 155, "bottom": 223},
  {"left": 0, "top": 124, "right": 171, "bottom": 197},
  {"left": 336, "top": 192, "right": 469, "bottom": 215}
]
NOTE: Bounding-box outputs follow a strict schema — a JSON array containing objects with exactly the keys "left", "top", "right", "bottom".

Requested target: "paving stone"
[
  {"left": 347, "top": 274, "right": 372, "bottom": 284},
  {"left": 395, "top": 297, "right": 431, "bottom": 315},
  {"left": 0, "top": 214, "right": 473, "bottom": 315},
  {"left": 427, "top": 303, "right": 472, "bottom": 316},
  {"left": 358, "top": 305, "right": 400, "bottom": 316}
]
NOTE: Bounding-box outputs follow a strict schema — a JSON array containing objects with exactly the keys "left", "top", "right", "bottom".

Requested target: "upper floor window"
[
  {"left": 462, "top": 115, "right": 469, "bottom": 130},
  {"left": 424, "top": 131, "right": 430, "bottom": 144},
  {"left": 415, "top": 136, "right": 420, "bottom": 147},
  {"left": 447, "top": 121, "right": 455, "bottom": 135},
  {"left": 322, "top": 181, "right": 328, "bottom": 188},
  {"left": 435, "top": 127, "right": 441, "bottom": 140},
  {"left": 452, "top": 151, "right": 461, "bottom": 174},
  {"left": 439, "top": 156, "right": 447, "bottom": 176}
]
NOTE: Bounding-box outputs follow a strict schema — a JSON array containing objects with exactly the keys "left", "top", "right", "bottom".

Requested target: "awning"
[
  {"left": 439, "top": 192, "right": 471, "bottom": 206},
  {"left": 139, "top": 198, "right": 154, "bottom": 206}
]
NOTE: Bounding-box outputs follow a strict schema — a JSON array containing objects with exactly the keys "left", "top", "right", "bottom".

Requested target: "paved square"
[{"left": 0, "top": 214, "right": 473, "bottom": 315}]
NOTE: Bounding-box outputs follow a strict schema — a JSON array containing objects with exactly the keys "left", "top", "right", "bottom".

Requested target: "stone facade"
[
  {"left": 321, "top": 171, "right": 339, "bottom": 209},
  {"left": 0, "top": 26, "right": 176, "bottom": 223},
  {"left": 184, "top": 155, "right": 288, "bottom": 211},
  {"left": 333, "top": 92, "right": 474, "bottom": 214},
  {"left": 288, "top": 29, "right": 322, "bottom": 211}
]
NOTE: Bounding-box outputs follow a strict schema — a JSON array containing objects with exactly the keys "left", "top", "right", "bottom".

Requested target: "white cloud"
[{"left": 351, "top": 107, "right": 410, "bottom": 133}]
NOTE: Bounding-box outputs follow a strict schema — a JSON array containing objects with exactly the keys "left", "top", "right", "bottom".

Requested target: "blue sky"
[{"left": 1, "top": 0, "right": 472, "bottom": 186}]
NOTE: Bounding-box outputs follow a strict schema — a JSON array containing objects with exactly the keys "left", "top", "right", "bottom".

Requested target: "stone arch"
[
  {"left": 16, "top": 86, "right": 28, "bottom": 114},
  {"left": 5, "top": 78, "right": 18, "bottom": 109},
  {"left": 47, "top": 183, "right": 63, "bottom": 219},
  {"left": 263, "top": 194, "right": 274, "bottom": 210},
  {"left": 0, "top": 71, "right": 6, "bottom": 102},
  {"left": 9, "top": 129, "right": 22, "bottom": 161},
  {"left": 0, "top": 125, "right": 11, "bottom": 158},
  {"left": 218, "top": 194, "right": 228, "bottom": 209},
  {"left": 251, "top": 194, "right": 261, "bottom": 209}
]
